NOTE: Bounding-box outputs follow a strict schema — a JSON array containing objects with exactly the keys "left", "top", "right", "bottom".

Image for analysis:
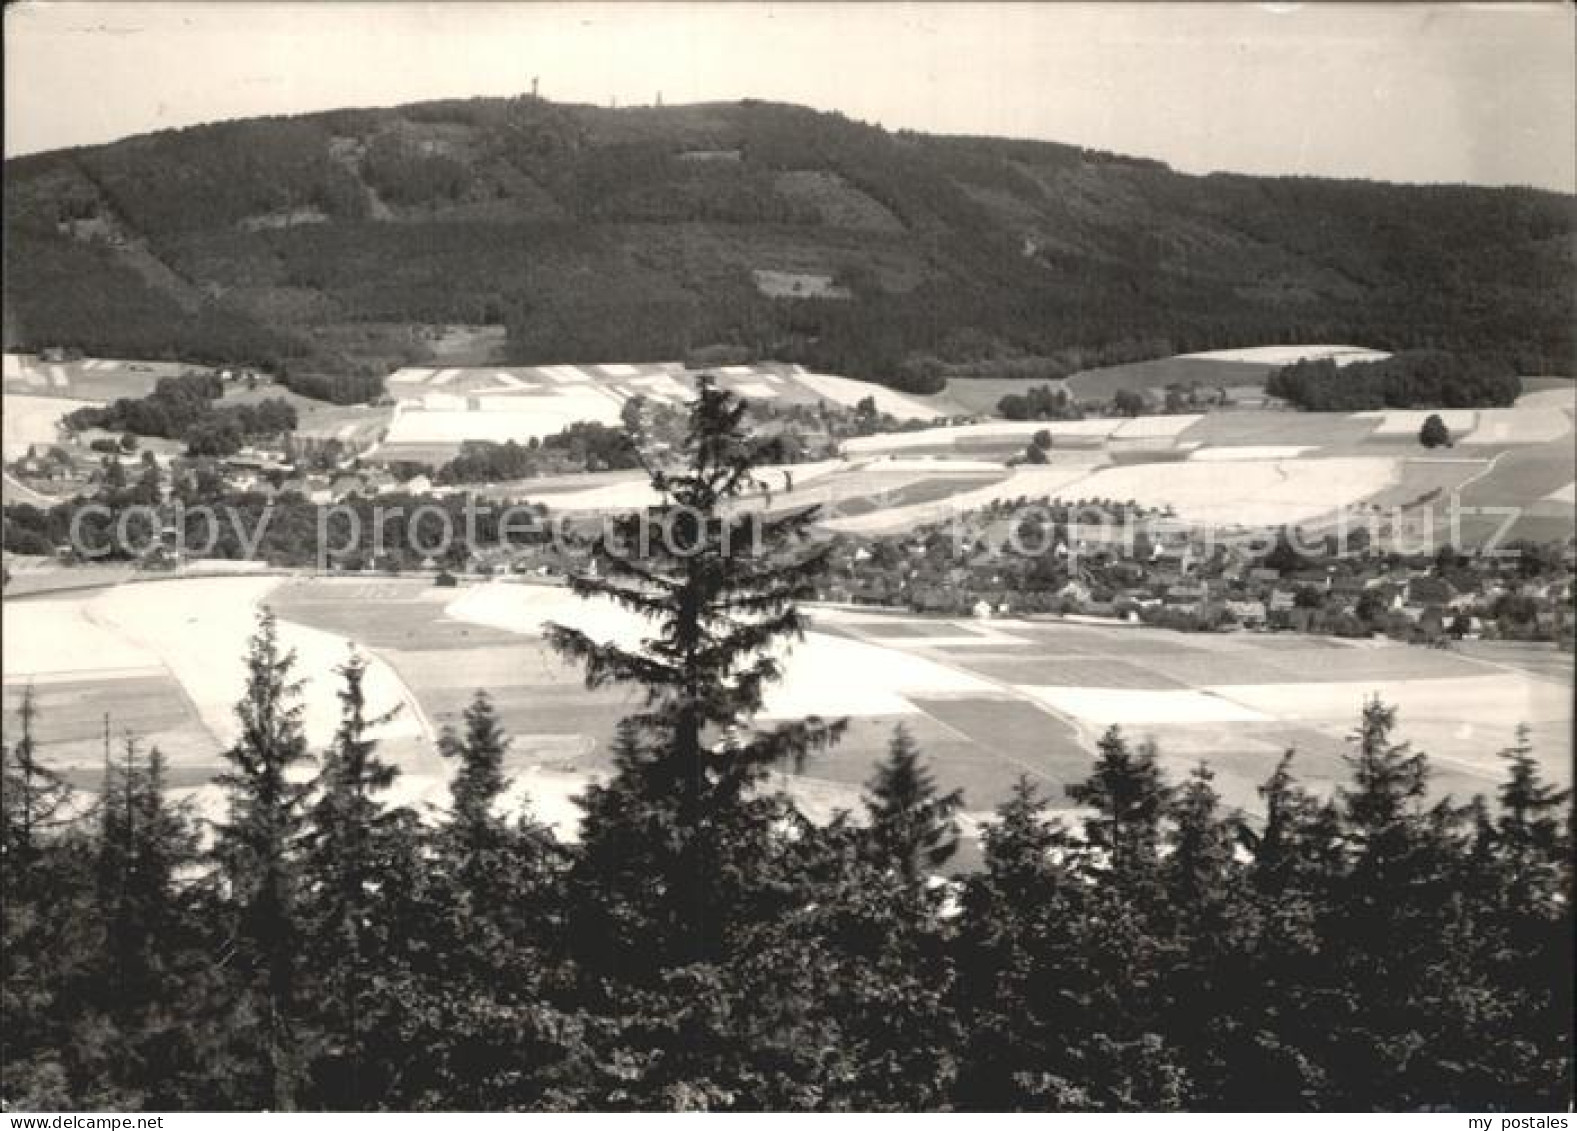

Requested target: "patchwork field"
[
  {"left": 843, "top": 420, "right": 1109, "bottom": 455},
  {"left": 297, "top": 580, "right": 1574, "bottom": 815},
  {"left": 1453, "top": 444, "right": 1577, "bottom": 544},
  {"left": 5, "top": 576, "right": 1570, "bottom": 834},
  {"left": 3, "top": 578, "right": 430, "bottom": 778},
  {"left": 1056, "top": 456, "right": 1400, "bottom": 527},
  {"left": 1463, "top": 408, "right": 1571, "bottom": 445},
  {"left": 817, "top": 609, "right": 1570, "bottom": 811},
  {"left": 817, "top": 389, "right": 1571, "bottom": 540},
  {"left": 2, "top": 353, "right": 202, "bottom": 401},
  {"left": 287, "top": 400, "right": 395, "bottom": 448},
  {"left": 1172, "top": 410, "right": 1379, "bottom": 450},
  {"left": 378, "top": 360, "right": 942, "bottom": 458},
  {"left": 507, "top": 457, "right": 1006, "bottom": 521},
  {"left": 822, "top": 458, "right": 1106, "bottom": 535}
]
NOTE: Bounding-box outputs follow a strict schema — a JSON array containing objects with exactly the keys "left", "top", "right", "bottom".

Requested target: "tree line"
[
  {"left": 2, "top": 483, "right": 548, "bottom": 572},
  {"left": 3, "top": 382, "right": 1571, "bottom": 1110},
  {"left": 276, "top": 372, "right": 388, "bottom": 407},
  {"left": 1265, "top": 350, "right": 1523, "bottom": 412},
  {"left": 436, "top": 422, "right": 640, "bottom": 484},
  {"left": 64, "top": 375, "right": 299, "bottom": 457}
]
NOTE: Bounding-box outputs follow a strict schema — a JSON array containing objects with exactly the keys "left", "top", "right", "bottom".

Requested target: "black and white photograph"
[{"left": 2, "top": 0, "right": 1573, "bottom": 1114}]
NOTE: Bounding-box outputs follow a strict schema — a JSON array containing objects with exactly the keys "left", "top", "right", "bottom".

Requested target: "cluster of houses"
[
  {"left": 817, "top": 505, "right": 1576, "bottom": 646},
  {"left": 218, "top": 452, "right": 434, "bottom": 503},
  {"left": 8, "top": 442, "right": 438, "bottom": 507}
]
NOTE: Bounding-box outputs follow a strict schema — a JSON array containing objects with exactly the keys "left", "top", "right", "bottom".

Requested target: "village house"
[
  {"left": 1163, "top": 581, "right": 1209, "bottom": 608},
  {"left": 1225, "top": 598, "right": 1268, "bottom": 628},
  {"left": 1406, "top": 576, "right": 1456, "bottom": 609}
]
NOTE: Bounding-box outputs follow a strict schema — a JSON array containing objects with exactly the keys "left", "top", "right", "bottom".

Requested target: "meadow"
[
  {"left": 2, "top": 395, "right": 85, "bottom": 458},
  {"left": 8, "top": 575, "right": 1566, "bottom": 838}
]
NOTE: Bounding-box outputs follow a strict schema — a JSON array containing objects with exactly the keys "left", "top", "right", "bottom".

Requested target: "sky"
[{"left": 5, "top": 1, "right": 1574, "bottom": 191}]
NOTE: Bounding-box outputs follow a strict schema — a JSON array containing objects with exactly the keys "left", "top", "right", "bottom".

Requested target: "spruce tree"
[
  {"left": 1246, "top": 750, "right": 1344, "bottom": 904},
  {"left": 1, "top": 688, "right": 89, "bottom": 1107},
  {"left": 87, "top": 737, "right": 199, "bottom": 1103},
  {"left": 1477, "top": 727, "right": 1574, "bottom": 1106},
  {"left": 1341, "top": 697, "right": 1429, "bottom": 857},
  {"left": 95, "top": 737, "right": 195, "bottom": 1010},
  {"left": 1063, "top": 726, "right": 1188, "bottom": 1109},
  {"left": 300, "top": 649, "right": 413, "bottom": 1108},
  {"left": 1228, "top": 752, "right": 1343, "bottom": 1108},
  {"left": 1325, "top": 698, "right": 1469, "bottom": 1107},
  {"left": 211, "top": 608, "right": 315, "bottom": 1110},
  {"left": 862, "top": 723, "right": 963, "bottom": 887},
  {"left": 2, "top": 684, "right": 73, "bottom": 880},
  {"left": 1159, "top": 764, "right": 1246, "bottom": 1105},
  {"left": 1492, "top": 723, "right": 1570, "bottom": 905},
  {"left": 957, "top": 777, "right": 1092, "bottom": 1109},
  {"left": 392, "top": 689, "right": 572, "bottom": 1110},
  {"left": 438, "top": 689, "right": 510, "bottom": 839},
  {"left": 1067, "top": 725, "right": 1172, "bottom": 880},
  {"left": 1163, "top": 764, "right": 1237, "bottom": 915},
  {"left": 548, "top": 376, "right": 843, "bottom": 968}
]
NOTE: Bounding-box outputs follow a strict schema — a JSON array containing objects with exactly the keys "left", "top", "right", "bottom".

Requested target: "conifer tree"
[
  {"left": 1341, "top": 697, "right": 1430, "bottom": 859},
  {"left": 1063, "top": 726, "right": 1188, "bottom": 1109},
  {"left": 2, "top": 684, "right": 73, "bottom": 880},
  {"left": 1163, "top": 764, "right": 1237, "bottom": 915},
  {"left": 1475, "top": 726, "right": 1574, "bottom": 1107},
  {"left": 211, "top": 609, "right": 315, "bottom": 1110},
  {"left": 1159, "top": 764, "right": 1246, "bottom": 1104},
  {"left": 957, "top": 777, "right": 1091, "bottom": 1109},
  {"left": 390, "top": 689, "right": 572, "bottom": 1111},
  {"left": 976, "top": 776, "right": 1066, "bottom": 892},
  {"left": 862, "top": 723, "right": 963, "bottom": 887},
  {"left": 1223, "top": 751, "right": 1343, "bottom": 1107},
  {"left": 548, "top": 377, "right": 843, "bottom": 967},
  {"left": 1, "top": 688, "right": 89, "bottom": 1108},
  {"left": 95, "top": 737, "right": 195, "bottom": 1011},
  {"left": 438, "top": 689, "right": 510, "bottom": 840},
  {"left": 1492, "top": 723, "right": 1570, "bottom": 905},
  {"left": 82, "top": 736, "right": 200, "bottom": 1104},
  {"left": 1067, "top": 725, "right": 1172, "bottom": 880},
  {"left": 300, "top": 649, "right": 413, "bottom": 1108},
  {"left": 1324, "top": 698, "right": 1473, "bottom": 1107},
  {"left": 1245, "top": 750, "right": 1344, "bottom": 903}
]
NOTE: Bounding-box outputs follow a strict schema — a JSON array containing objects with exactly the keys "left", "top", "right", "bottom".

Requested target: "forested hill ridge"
[{"left": 6, "top": 96, "right": 1572, "bottom": 390}]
